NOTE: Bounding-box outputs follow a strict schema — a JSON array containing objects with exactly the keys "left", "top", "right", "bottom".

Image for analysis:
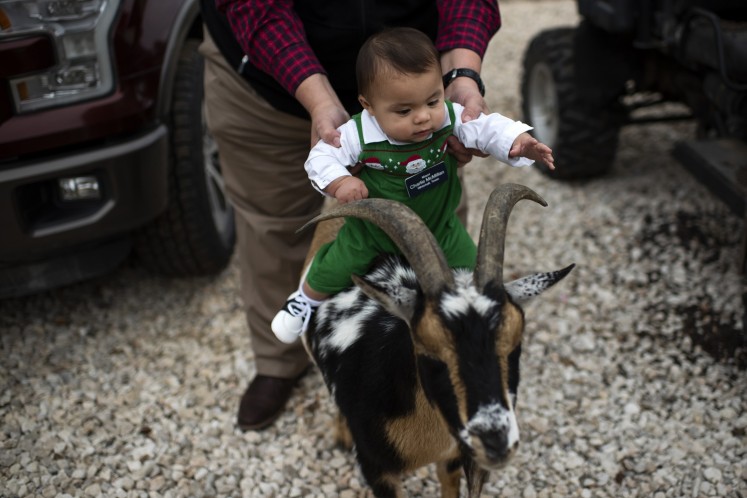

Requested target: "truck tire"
[
  {"left": 134, "top": 39, "right": 236, "bottom": 276},
  {"left": 521, "top": 28, "right": 623, "bottom": 179}
]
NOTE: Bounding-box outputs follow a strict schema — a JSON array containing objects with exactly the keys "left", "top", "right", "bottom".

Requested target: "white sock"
[{"left": 299, "top": 286, "right": 323, "bottom": 308}]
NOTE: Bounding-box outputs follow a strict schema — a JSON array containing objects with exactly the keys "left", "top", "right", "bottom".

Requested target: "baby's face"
[{"left": 360, "top": 66, "right": 446, "bottom": 143}]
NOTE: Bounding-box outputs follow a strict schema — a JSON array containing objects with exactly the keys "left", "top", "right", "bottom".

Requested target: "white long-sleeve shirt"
[{"left": 305, "top": 102, "right": 533, "bottom": 195}]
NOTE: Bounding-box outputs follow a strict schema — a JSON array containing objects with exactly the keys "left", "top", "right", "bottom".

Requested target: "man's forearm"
[
  {"left": 441, "top": 48, "right": 485, "bottom": 101},
  {"left": 441, "top": 48, "right": 483, "bottom": 75},
  {"left": 294, "top": 73, "right": 350, "bottom": 147},
  {"left": 294, "top": 74, "right": 343, "bottom": 117}
]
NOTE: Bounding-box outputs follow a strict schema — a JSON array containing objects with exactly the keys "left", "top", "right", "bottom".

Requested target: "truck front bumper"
[{"left": 0, "top": 125, "right": 169, "bottom": 297}]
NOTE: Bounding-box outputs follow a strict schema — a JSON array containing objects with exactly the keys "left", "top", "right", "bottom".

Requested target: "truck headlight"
[{"left": 0, "top": 0, "right": 120, "bottom": 113}]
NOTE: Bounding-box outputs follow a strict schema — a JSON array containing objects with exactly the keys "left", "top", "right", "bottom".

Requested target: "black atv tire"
[
  {"left": 521, "top": 27, "right": 624, "bottom": 180},
  {"left": 134, "top": 39, "right": 235, "bottom": 276}
]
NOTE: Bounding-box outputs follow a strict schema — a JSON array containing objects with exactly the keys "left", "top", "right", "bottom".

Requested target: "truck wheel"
[
  {"left": 521, "top": 28, "right": 623, "bottom": 179},
  {"left": 135, "top": 39, "right": 236, "bottom": 276}
]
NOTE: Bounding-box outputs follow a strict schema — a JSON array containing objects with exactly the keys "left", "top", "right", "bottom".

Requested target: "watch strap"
[{"left": 443, "top": 68, "right": 486, "bottom": 97}]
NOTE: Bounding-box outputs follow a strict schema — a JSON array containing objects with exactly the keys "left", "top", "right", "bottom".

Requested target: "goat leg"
[
  {"left": 333, "top": 411, "right": 354, "bottom": 450},
  {"left": 436, "top": 458, "right": 462, "bottom": 498},
  {"left": 362, "top": 468, "right": 406, "bottom": 498},
  {"left": 463, "top": 456, "right": 489, "bottom": 497}
]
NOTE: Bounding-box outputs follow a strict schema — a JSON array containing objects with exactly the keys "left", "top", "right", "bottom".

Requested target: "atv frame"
[{"left": 521, "top": 0, "right": 747, "bottom": 271}]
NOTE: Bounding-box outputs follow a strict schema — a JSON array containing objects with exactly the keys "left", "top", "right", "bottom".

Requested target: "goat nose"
[{"left": 480, "top": 431, "right": 510, "bottom": 460}]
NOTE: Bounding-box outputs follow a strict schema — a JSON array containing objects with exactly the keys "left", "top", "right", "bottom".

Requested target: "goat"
[{"left": 300, "top": 183, "right": 573, "bottom": 498}]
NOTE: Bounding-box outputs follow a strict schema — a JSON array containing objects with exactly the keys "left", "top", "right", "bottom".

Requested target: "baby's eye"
[
  {"left": 396, "top": 109, "right": 411, "bottom": 116},
  {"left": 427, "top": 99, "right": 440, "bottom": 107}
]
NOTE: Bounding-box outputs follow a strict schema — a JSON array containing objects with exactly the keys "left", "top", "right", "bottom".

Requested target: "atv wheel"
[
  {"left": 134, "top": 39, "right": 236, "bottom": 276},
  {"left": 521, "top": 27, "right": 623, "bottom": 179}
]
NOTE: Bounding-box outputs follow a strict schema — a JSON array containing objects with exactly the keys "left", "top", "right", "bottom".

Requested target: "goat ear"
[
  {"left": 504, "top": 264, "right": 575, "bottom": 304},
  {"left": 351, "top": 274, "right": 418, "bottom": 323}
]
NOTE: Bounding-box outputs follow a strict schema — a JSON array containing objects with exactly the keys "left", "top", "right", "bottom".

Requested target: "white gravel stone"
[
  {"left": 703, "top": 467, "right": 722, "bottom": 483},
  {"left": 1, "top": 2, "right": 746, "bottom": 498},
  {"left": 523, "top": 483, "right": 537, "bottom": 498},
  {"left": 83, "top": 483, "right": 101, "bottom": 496},
  {"left": 113, "top": 476, "right": 134, "bottom": 491}
]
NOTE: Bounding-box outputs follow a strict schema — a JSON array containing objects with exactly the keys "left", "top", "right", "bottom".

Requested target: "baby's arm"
[
  {"left": 509, "top": 132, "right": 555, "bottom": 170},
  {"left": 305, "top": 120, "right": 363, "bottom": 196},
  {"left": 451, "top": 103, "right": 552, "bottom": 168},
  {"left": 325, "top": 176, "right": 368, "bottom": 203}
]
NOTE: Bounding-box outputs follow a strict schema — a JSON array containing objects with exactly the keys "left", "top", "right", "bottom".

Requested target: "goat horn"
[
  {"left": 299, "top": 199, "right": 454, "bottom": 296},
  {"left": 475, "top": 184, "right": 547, "bottom": 292}
]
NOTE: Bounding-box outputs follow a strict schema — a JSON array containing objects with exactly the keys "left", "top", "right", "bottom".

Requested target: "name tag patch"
[{"left": 405, "top": 162, "right": 448, "bottom": 198}]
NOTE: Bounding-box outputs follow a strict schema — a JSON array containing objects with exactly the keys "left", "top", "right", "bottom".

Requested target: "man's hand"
[
  {"left": 325, "top": 176, "right": 369, "bottom": 204},
  {"left": 444, "top": 77, "right": 490, "bottom": 167},
  {"left": 309, "top": 101, "right": 350, "bottom": 148},
  {"left": 446, "top": 135, "right": 488, "bottom": 167},
  {"left": 445, "top": 76, "right": 488, "bottom": 123},
  {"left": 441, "top": 48, "right": 490, "bottom": 167},
  {"left": 509, "top": 132, "right": 555, "bottom": 170},
  {"left": 295, "top": 73, "right": 350, "bottom": 148}
]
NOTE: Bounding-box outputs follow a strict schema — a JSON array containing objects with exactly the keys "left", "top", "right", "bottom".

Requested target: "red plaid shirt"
[{"left": 216, "top": 0, "right": 501, "bottom": 96}]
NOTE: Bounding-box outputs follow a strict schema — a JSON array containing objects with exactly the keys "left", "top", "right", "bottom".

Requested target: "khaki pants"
[{"left": 200, "top": 31, "right": 321, "bottom": 378}]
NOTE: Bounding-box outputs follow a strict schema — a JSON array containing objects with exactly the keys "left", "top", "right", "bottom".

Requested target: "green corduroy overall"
[{"left": 306, "top": 101, "right": 477, "bottom": 294}]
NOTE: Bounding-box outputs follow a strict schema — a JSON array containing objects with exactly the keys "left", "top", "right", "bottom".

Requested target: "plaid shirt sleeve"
[
  {"left": 215, "top": 0, "right": 501, "bottom": 96},
  {"left": 216, "top": 0, "right": 325, "bottom": 95},
  {"left": 436, "top": 0, "right": 502, "bottom": 58}
]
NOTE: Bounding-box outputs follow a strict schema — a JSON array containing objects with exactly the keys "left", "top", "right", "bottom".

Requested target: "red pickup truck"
[{"left": 0, "top": 0, "right": 234, "bottom": 298}]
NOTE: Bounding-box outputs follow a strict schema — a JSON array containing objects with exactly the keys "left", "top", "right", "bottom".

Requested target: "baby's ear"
[{"left": 359, "top": 95, "right": 372, "bottom": 113}]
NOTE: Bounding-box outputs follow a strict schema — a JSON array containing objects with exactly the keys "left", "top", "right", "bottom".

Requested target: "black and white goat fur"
[{"left": 301, "top": 184, "right": 573, "bottom": 498}]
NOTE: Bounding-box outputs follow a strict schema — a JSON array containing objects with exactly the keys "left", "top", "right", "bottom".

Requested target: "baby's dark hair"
[{"left": 356, "top": 27, "right": 441, "bottom": 98}]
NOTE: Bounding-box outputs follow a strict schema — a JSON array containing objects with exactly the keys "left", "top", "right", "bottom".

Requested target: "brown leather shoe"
[{"left": 237, "top": 373, "right": 304, "bottom": 431}]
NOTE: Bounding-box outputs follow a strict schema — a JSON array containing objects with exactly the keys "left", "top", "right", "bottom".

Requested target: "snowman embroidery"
[{"left": 402, "top": 155, "right": 427, "bottom": 174}]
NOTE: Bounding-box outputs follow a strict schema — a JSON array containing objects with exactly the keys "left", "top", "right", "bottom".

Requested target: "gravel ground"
[{"left": 2, "top": 1, "right": 746, "bottom": 497}]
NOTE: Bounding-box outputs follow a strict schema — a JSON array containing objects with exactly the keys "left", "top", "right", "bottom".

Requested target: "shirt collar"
[{"left": 359, "top": 103, "right": 452, "bottom": 145}]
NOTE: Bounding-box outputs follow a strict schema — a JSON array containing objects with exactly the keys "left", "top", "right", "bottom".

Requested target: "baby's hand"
[
  {"left": 326, "top": 176, "right": 369, "bottom": 204},
  {"left": 509, "top": 132, "right": 555, "bottom": 170}
]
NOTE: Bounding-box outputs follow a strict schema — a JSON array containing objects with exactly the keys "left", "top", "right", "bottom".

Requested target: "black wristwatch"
[{"left": 442, "top": 68, "right": 485, "bottom": 97}]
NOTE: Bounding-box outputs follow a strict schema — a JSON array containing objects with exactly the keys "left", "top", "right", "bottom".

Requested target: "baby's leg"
[{"left": 301, "top": 281, "right": 329, "bottom": 302}]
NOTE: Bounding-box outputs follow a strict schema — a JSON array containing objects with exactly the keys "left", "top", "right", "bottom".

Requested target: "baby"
[{"left": 272, "top": 26, "right": 554, "bottom": 343}]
